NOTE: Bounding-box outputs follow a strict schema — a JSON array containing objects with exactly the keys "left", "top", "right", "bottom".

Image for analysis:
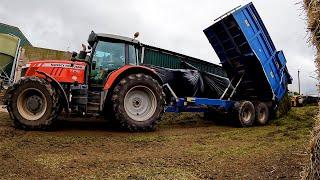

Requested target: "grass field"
[{"left": 0, "top": 106, "right": 317, "bottom": 179}]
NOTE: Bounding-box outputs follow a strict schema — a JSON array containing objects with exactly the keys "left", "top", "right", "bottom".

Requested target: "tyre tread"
[
  {"left": 6, "top": 77, "right": 59, "bottom": 130},
  {"left": 111, "top": 73, "right": 164, "bottom": 132}
]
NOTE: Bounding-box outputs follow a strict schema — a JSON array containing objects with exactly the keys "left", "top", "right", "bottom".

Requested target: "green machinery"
[{"left": 0, "top": 33, "right": 20, "bottom": 95}]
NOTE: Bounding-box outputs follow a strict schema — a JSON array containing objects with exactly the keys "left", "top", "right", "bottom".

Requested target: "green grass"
[
  {"left": 271, "top": 106, "right": 317, "bottom": 135},
  {"left": 182, "top": 106, "right": 318, "bottom": 160},
  {"left": 0, "top": 106, "right": 317, "bottom": 179},
  {"left": 126, "top": 135, "right": 174, "bottom": 143}
]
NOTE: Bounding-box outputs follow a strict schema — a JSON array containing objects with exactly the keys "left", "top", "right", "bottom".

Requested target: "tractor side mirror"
[
  {"left": 71, "top": 52, "right": 78, "bottom": 61},
  {"left": 92, "top": 61, "right": 96, "bottom": 70},
  {"left": 81, "top": 44, "right": 87, "bottom": 51},
  {"left": 78, "top": 51, "right": 87, "bottom": 59},
  {"left": 72, "top": 52, "right": 78, "bottom": 58}
]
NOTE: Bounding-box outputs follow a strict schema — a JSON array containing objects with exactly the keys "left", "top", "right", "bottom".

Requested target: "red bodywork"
[
  {"left": 25, "top": 60, "right": 87, "bottom": 84},
  {"left": 25, "top": 61, "right": 157, "bottom": 89}
]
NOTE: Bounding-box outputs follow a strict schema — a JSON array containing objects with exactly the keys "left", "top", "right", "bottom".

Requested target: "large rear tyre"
[
  {"left": 234, "top": 101, "right": 255, "bottom": 127},
  {"left": 255, "top": 102, "right": 269, "bottom": 125},
  {"left": 111, "top": 73, "right": 165, "bottom": 132},
  {"left": 6, "top": 77, "right": 59, "bottom": 130}
]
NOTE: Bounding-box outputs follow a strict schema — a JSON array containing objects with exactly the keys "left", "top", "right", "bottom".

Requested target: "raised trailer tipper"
[{"left": 165, "top": 2, "right": 292, "bottom": 126}]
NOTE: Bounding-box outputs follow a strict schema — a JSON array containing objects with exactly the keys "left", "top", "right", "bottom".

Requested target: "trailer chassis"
[{"left": 164, "top": 73, "right": 244, "bottom": 113}]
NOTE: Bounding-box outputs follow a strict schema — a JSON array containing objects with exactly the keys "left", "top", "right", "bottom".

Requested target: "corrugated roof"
[{"left": 0, "top": 23, "right": 32, "bottom": 47}]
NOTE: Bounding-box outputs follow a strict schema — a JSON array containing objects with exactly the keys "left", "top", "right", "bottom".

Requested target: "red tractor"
[{"left": 4, "top": 32, "right": 165, "bottom": 131}]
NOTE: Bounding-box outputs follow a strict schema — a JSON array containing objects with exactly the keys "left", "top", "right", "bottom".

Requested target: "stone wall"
[
  {"left": 15, "top": 46, "right": 71, "bottom": 81},
  {"left": 20, "top": 46, "right": 71, "bottom": 64}
]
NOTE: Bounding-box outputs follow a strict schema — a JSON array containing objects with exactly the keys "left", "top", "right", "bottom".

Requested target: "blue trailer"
[{"left": 165, "top": 2, "right": 292, "bottom": 127}]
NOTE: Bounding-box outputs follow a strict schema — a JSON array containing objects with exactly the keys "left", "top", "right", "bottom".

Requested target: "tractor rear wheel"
[
  {"left": 255, "top": 102, "right": 269, "bottom": 125},
  {"left": 111, "top": 73, "right": 164, "bottom": 131},
  {"left": 7, "top": 77, "right": 59, "bottom": 130},
  {"left": 234, "top": 101, "right": 255, "bottom": 127}
]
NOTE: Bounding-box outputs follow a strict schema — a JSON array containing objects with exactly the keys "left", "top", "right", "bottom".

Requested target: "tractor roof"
[
  {"left": 96, "top": 33, "right": 140, "bottom": 44},
  {"left": 88, "top": 31, "right": 140, "bottom": 47}
]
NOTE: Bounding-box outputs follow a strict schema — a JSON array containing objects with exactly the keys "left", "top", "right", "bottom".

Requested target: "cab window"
[
  {"left": 92, "top": 41, "right": 125, "bottom": 72},
  {"left": 128, "top": 45, "right": 137, "bottom": 65},
  {"left": 90, "top": 41, "right": 125, "bottom": 87}
]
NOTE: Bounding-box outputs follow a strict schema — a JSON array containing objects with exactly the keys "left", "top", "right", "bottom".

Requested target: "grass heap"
[{"left": 303, "top": 0, "right": 320, "bottom": 179}]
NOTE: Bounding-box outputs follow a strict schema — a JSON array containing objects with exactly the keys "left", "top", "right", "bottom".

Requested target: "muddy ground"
[{"left": 0, "top": 106, "right": 317, "bottom": 179}]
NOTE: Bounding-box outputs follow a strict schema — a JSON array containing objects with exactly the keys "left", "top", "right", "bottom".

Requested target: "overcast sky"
[{"left": 0, "top": 0, "right": 317, "bottom": 95}]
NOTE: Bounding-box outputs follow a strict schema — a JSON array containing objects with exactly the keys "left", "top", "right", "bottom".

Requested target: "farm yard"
[
  {"left": 0, "top": 106, "right": 317, "bottom": 179},
  {"left": 0, "top": 0, "right": 319, "bottom": 179}
]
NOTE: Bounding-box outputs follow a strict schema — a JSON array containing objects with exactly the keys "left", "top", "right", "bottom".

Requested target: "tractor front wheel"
[
  {"left": 111, "top": 73, "right": 164, "bottom": 131},
  {"left": 6, "top": 77, "right": 59, "bottom": 130}
]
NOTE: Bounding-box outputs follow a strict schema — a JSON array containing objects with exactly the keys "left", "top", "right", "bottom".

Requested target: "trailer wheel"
[
  {"left": 255, "top": 102, "right": 269, "bottom": 125},
  {"left": 6, "top": 77, "right": 59, "bottom": 130},
  {"left": 111, "top": 73, "right": 165, "bottom": 131},
  {"left": 234, "top": 101, "right": 255, "bottom": 127}
]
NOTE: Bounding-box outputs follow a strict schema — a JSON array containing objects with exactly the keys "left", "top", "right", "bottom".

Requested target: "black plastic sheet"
[{"left": 146, "top": 65, "right": 231, "bottom": 99}]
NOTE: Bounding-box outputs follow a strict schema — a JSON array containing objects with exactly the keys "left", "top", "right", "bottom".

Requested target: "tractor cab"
[{"left": 85, "top": 31, "right": 141, "bottom": 89}]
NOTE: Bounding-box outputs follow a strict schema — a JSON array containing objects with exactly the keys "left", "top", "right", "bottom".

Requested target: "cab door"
[
  {"left": 90, "top": 41, "right": 139, "bottom": 90},
  {"left": 90, "top": 41, "right": 126, "bottom": 89}
]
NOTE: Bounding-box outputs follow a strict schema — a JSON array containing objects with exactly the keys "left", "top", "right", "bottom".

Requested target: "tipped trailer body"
[
  {"left": 166, "top": 2, "right": 291, "bottom": 126},
  {"left": 204, "top": 2, "right": 291, "bottom": 102}
]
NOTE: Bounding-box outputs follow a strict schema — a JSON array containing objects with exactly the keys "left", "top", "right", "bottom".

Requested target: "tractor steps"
[{"left": 87, "top": 91, "right": 102, "bottom": 113}]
